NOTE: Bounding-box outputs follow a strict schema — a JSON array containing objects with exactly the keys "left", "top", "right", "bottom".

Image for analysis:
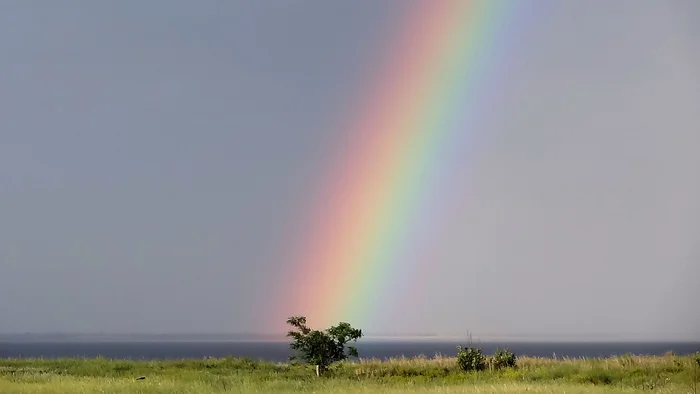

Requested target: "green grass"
[{"left": 1, "top": 353, "right": 698, "bottom": 393}]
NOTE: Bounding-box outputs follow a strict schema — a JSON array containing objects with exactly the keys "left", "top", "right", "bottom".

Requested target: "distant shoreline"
[{"left": 1, "top": 333, "right": 698, "bottom": 343}]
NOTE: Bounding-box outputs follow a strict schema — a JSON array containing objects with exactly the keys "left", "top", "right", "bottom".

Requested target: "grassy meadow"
[{"left": 1, "top": 353, "right": 699, "bottom": 393}]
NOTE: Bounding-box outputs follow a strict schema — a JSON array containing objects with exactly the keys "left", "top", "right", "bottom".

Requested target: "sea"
[{"left": 1, "top": 335, "right": 698, "bottom": 361}]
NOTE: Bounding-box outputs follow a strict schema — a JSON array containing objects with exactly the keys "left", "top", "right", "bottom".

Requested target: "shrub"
[
  {"left": 456, "top": 345, "right": 486, "bottom": 372},
  {"left": 492, "top": 348, "right": 517, "bottom": 370}
]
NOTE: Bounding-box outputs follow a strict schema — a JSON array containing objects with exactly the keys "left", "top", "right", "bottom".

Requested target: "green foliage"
[
  {"left": 285, "top": 315, "right": 363, "bottom": 374},
  {"left": 456, "top": 345, "right": 486, "bottom": 372},
  {"left": 578, "top": 368, "right": 613, "bottom": 385},
  {"left": 491, "top": 348, "right": 517, "bottom": 370}
]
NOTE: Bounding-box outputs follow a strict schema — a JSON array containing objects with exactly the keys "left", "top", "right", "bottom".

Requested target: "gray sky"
[{"left": 1, "top": 0, "right": 698, "bottom": 340}]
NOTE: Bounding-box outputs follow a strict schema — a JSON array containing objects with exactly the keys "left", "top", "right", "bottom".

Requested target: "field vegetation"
[{"left": 1, "top": 352, "right": 699, "bottom": 393}]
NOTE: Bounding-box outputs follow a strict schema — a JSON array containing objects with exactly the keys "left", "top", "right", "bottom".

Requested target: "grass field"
[{"left": 1, "top": 353, "right": 699, "bottom": 393}]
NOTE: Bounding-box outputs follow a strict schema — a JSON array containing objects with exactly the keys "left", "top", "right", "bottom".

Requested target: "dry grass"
[{"left": 0, "top": 376, "right": 686, "bottom": 394}]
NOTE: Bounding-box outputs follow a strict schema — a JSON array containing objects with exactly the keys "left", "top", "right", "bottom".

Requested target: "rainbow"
[{"left": 270, "top": 0, "right": 521, "bottom": 332}]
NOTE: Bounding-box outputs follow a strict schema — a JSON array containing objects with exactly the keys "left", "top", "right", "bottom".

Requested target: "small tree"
[{"left": 286, "top": 316, "right": 363, "bottom": 376}]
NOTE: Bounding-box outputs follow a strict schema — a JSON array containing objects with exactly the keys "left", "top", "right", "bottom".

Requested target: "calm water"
[{"left": 1, "top": 340, "right": 698, "bottom": 361}]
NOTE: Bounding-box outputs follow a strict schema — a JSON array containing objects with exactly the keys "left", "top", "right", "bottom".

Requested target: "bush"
[
  {"left": 492, "top": 348, "right": 517, "bottom": 370},
  {"left": 456, "top": 345, "right": 486, "bottom": 372}
]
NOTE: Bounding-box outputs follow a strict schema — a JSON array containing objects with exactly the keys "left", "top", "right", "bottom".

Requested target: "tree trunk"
[{"left": 315, "top": 365, "right": 320, "bottom": 377}]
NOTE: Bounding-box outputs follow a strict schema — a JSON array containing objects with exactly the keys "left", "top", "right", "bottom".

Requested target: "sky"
[{"left": 0, "top": 0, "right": 698, "bottom": 340}]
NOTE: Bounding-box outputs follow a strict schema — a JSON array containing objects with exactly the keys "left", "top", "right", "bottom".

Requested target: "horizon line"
[{"left": 1, "top": 332, "right": 697, "bottom": 342}]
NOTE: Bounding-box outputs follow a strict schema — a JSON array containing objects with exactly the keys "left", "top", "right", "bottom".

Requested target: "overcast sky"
[{"left": 1, "top": 0, "right": 698, "bottom": 340}]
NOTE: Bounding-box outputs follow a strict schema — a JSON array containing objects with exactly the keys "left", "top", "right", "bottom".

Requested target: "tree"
[{"left": 286, "top": 316, "right": 363, "bottom": 376}]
